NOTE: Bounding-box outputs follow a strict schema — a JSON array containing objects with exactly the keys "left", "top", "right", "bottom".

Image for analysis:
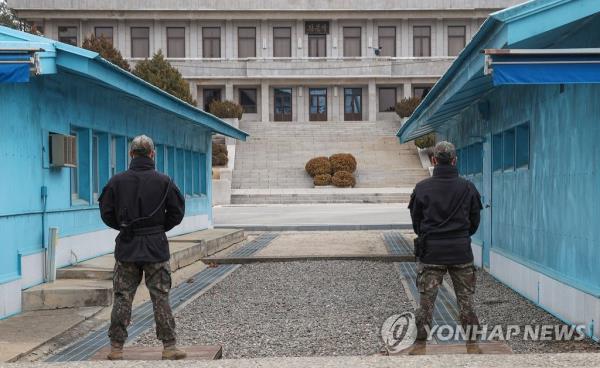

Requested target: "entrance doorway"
[
  {"left": 309, "top": 88, "right": 327, "bottom": 121},
  {"left": 274, "top": 88, "right": 292, "bottom": 122},
  {"left": 344, "top": 88, "right": 362, "bottom": 121}
]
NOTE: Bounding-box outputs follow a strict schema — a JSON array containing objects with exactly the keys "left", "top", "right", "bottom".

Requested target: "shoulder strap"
[
  {"left": 424, "top": 182, "right": 471, "bottom": 237},
  {"left": 126, "top": 177, "right": 172, "bottom": 227}
]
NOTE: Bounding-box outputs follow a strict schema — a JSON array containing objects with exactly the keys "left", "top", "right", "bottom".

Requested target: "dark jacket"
[
  {"left": 99, "top": 156, "right": 185, "bottom": 263},
  {"left": 408, "top": 164, "right": 483, "bottom": 265}
]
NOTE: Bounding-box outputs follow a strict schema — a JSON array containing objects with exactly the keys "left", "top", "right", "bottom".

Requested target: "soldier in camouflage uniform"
[
  {"left": 99, "top": 135, "right": 186, "bottom": 360},
  {"left": 409, "top": 141, "right": 483, "bottom": 348}
]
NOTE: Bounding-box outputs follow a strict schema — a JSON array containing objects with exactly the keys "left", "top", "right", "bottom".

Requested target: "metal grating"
[
  {"left": 47, "top": 232, "right": 278, "bottom": 362},
  {"left": 383, "top": 231, "right": 461, "bottom": 343}
]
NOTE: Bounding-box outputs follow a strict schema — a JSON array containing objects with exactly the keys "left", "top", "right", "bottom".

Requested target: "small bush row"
[{"left": 305, "top": 153, "right": 357, "bottom": 187}]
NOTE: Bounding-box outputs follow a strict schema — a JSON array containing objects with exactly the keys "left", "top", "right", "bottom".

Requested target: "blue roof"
[
  {"left": 0, "top": 25, "right": 248, "bottom": 141},
  {"left": 397, "top": 0, "right": 600, "bottom": 143}
]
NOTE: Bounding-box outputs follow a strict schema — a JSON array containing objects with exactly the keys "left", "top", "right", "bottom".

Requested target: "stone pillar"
[
  {"left": 190, "top": 20, "right": 198, "bottom": 58},
  {"left": 153, "top": 20, "right": 161, "bottom": 55},
  {"left": 404, "top": 82, "right": 412, "bottom": 98},
  {"left": 331, "top": 19, "right": 338, "bottom": 58},
  {"left": 225, "top": 81, "right": 234, "bottom": 101},
  {"left": 261, "top": 81, "right": 270, "bottom": 122},
  {"left": 332, "top": 86, "right": 340, "bottom": 121},
  {"left": 368, "top": 80, "right": 377, "bottom": 122},
  {"left": 296, "top": 19, "right": 304, "bottom": 58},
  {"left": 225, "top": 20, "right": 234, "bottom": 59},
  {"left": 117, "top": 20, "right": 127, "bottom": 57},
  {"left": 366, "top": 19, "right": 374, "bottom": 57},
  {"left": 401, "top": 19, "right": 410, "bottom": 57},
  {"left": 297, "top": 86, "right": 305, "bottom": 122},
  {"left": 436, "top": 19, "right": 444, "bottom": 57},
  {"left": 260, "top": 20, "right": 269, "bottom": 58},
  {"left": 190, "top": 81, "right": 198, "bottom": 106}
]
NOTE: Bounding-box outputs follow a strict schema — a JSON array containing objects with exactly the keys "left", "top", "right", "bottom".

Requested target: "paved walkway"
[
  {"left": 213, "top": 203, "right": 412, "bottom": 230},
  {"left": 3, "top": 353, "right": 600, "bottom": 367}
]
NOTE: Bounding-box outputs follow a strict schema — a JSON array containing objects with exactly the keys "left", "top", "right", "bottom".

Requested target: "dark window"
[
  {"left": 203, "top": 27, "right": 221, "bottom": 58},
  {"left": 309, "top": 88, "right": 327, "bottom": 121},
  {"left": 131, "top": 27, "right": 150, "bottom": 58},
  {"left": 203, "top": 88, "right": 222, "bottom": 112},
  {"left": 378, "top": 88, "right": 397, "bottom": 112},
  {"left": 274, "top": 88, "right": 293, "bottom": 122},
  {"left": 378, "top": 26, "right": 396, "bottom": 57},
  {"left": 239, "top": 88, "right": 257, "bottom": 113},
  {"left": 344, "top": 88, "right": 362, "bottom": 121},
  {"left": 58, "top": 26, "right": 78, "bottom": 46},
  {"left": 92, "top": 134, "right": 100, "bottom": 199},
  {"left": 516, "top": 122, "right": 530, "bottom": 168},
  {"left": 308, "top": 35, "right": 326, "bottom": 57},
  {"left": 413, "top": 26, "right": 431, "bottom": 57},
  {"left": 492, "top": 133, "right": 503, "bottom": 172},
  {"left": 343, "top": 27, "right": 361, "bottom": 57},
  {"left": 273, "top": 27, "right": 292, "bottom": 57},
  {"left": 167, "top": 27, "right": 185, "bottom": 58},
  {"left": 413, "top": 86, "right": 432, "bottom": 99},
  {"left": 238, "top": 27, "right": 256, "bottom": 58},
  {"left": 94, "top": 27, "right": 113, "bottom": 45},
  {"left": 503, "top": 128, "right": 515, "bottom": 171},
  {"left": 448, "top": 26, "right": 466, "bottom": 56}
]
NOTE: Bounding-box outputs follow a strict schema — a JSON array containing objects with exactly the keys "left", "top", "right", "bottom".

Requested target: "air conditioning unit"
[{"left": 49, "top": 133, "right": 77, "bottom": 168}]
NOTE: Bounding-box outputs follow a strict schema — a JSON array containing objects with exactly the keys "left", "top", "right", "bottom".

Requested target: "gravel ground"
[
  {"left": 133, "top": 261, "right": 413, "bottom": 358},
  {"left": 465, "top": 270, "right": 599, "bottom": 353}
]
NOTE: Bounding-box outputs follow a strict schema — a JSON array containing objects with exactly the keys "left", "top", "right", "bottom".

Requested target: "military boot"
[
  {"left": 162, "top": 340, "right": 187, "bottom": 360},
  {"left": 106, "top": 341, "right": 124, "bottom": 360}
]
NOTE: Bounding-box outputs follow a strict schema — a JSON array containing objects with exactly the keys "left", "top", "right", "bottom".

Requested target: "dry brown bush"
[
  {"left": 332, "top": 171, "right": 356, "bottom": 188},
  {"left": 329, "top": 153, "right": 357, "bottom": 173},
  {"left": 305, "top": 157, "right": 332, "bottom": 177},
  {"left": 314, "top": 174, "right": 332, "bottom": 186}
]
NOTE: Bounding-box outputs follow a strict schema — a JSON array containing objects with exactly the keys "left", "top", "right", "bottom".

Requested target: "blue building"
[
  {"left": 0, "top": 26, "right": 247, "bottom": 318},
  {"left": 399, "top": 0, "right": 600, "bottom": 340}
]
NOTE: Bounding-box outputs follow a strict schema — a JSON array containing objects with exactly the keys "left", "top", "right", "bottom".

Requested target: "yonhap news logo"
[
  {"left": 380, "top": 312, "right": 418, "bottom": 353},
  {"left": 380, "top": 310, "right": 590, "bottom": 353}
]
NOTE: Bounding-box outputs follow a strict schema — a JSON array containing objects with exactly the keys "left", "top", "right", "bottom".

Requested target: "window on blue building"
[
  {"left": 192, "top": 152, "right": 200, "bottom": 195},
  {"left": 456, "top": 148, "right": 462, "bottom": 174},
  {"left": 110, "top": 136, "right": 117, "bottom": 176},
  {"left": 176, "top": 148, "right": 185, "bottom": 191},
  {"left": 167, "top": 146, "right": 175, "bottom": 180},
  {"left": 492, "top": 133, "right": 502, "bottom": 172},
  {"left": 516, "top": 122, "right": 530, "bottom": 169},
  {"left": 185, "top": 150, "right": 193, "bottom": 196},
  {"left": 92, "top": 134, "right": 100, "bottom": 202},
  {"left": 70, "top": 129, "right": 80, "bottom": 201},
  {"left": 474, "top": 142, "right": 483, "bottom": 174},
  {"left": 156, "top": 144, "right": 165, "bottom": 173},
  {"left": 503, "top": 128, "right": 515, "bottom": 171}
]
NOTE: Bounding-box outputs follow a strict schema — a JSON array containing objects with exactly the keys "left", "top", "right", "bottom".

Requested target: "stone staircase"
[{"left": 231, "top": 121, "right": 428, "bottom": 204}]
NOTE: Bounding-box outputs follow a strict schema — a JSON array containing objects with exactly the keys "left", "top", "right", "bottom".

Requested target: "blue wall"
[
  {"left": 442, "top": 82, "right": 600, "bottom": 296},
  {"left": 0, "top": 68, "right": 213, "bottom": 283}
]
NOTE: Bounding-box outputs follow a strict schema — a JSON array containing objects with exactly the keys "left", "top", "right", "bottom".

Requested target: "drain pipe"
[
  {"left": 41, "top": 185, "right": 48, "bottom": 281},
  {"left": 46, "top": 227, "right": 58, "bottom": 283}
]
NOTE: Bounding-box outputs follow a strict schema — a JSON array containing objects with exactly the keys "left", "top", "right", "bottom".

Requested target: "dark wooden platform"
[
  {"left": 393, "top": 342, "right": 513, "bottom": 355},
  {"left": 91, "top": 345, "right": 222, "bottom": 361},
  {"left": 202, "top": 254, "right": 415, "bottom": 264}
]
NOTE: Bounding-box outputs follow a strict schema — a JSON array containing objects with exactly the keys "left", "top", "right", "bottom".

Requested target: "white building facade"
[{"left": 12, "top": 0, "right": 524, "bottom": 123}]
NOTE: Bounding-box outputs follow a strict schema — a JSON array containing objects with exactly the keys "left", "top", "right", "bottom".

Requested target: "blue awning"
[
  {"left": 0, "top": 54, "right": 31, "bottom": 83},
  {"left": 488, "top": 51, "right": 600, "bottom": 85}
]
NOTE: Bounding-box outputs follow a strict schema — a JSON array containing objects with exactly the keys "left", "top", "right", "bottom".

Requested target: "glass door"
[
  {"left": 309, "top": 88, "right": 327, "bottom": 121},
  {"left": 344, "top": 88, "right": 362, "bottom": 121},
  {"left": 274, "top": 88, "right": 292, "bottom": 121}
]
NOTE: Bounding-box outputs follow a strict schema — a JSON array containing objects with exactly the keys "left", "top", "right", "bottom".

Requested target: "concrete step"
[
  {"left": 231, "top": 193, "right": 411, "bottom": 204},
  {"left": 25, "top": 229, "right": 245, "bottom": 311},
  {"left": 230, "top": 188, "right": 413, "bottom": 204}
]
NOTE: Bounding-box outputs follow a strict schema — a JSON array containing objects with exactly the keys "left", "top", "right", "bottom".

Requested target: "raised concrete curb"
[
  {"left": 215, "top": 224, "right": 412, "bottom": 231},
  {"left": 4, "top": 353, "right": 600, "bottom": 367},
  {"left": 202, "top": 254, "right": 415, "bottom": 264},
  {"left": 24, "top": 229, "right": 245, "bottom": 311}
]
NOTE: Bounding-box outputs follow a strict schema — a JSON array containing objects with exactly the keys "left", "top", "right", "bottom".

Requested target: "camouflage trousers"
[
  {"left": 415, "top": 262, "right": 479, "bottom": 341},
  {"left": 108, "top": 261, "right": 176, "bottom": 344}
]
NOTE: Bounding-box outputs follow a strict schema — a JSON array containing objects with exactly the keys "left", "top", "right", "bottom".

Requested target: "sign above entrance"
[{"left": 305, "top": 21, "right": 329, "bottom": 35}]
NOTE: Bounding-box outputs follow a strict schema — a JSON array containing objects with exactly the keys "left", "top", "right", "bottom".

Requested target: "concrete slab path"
[
  {"left": 214, "top": 204, "right": 412, "bottom": 230},
  {"left": 257, "top": 231, "right": 387, "bottom": 257}
]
